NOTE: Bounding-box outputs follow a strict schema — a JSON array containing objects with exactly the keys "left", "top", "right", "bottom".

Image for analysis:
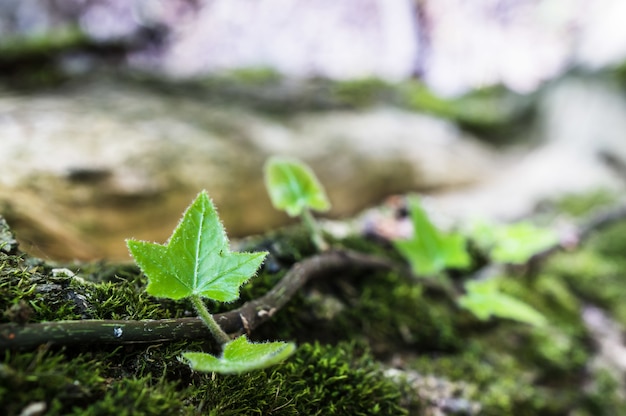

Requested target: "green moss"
[
  {"left": 0, "top": 340, "right": 207, "bottom": 416},
  {"left": 0, "top": 340, "right": 404, "bottom": 415},
  {"left": 191, "top": 342, "right": 405, "bottom": 415},
  {"left": 399, "top": 82, "right": 533, "bottom": 140},
  {"left": 0, "top": 26, "right": 91, "bottom": 89},
  {"left": 0, "top": 26, "right": 87, "bottom": 59},
  {"left": 335, "top": 271, "right": 461, "bottom": 353},
  {"left": 546, "top": 248, "right": 626, "bottom": 326},
  {"left": 0, "top": 252, "right": 82, "bottom": 323},
  {"left": 577, "top": 368, "right": 626, "bottom": 416},
  {"left": 3, "top": 201, "right": 626, "bottom": 414},
  {"left": 330, "top": 77, "right": 393, "bottom": 107},
  {"left": 225, "top": 67, "right": 283, "bottom": 85},
  {"left": 409, "top": 336, "right": 590, "bottom": 415},
  {"left": 551, "top": 189, "right": 619, "bottom": 217},
  {"left": 1, "top": 349, "right": 109, "bottom": 416}
]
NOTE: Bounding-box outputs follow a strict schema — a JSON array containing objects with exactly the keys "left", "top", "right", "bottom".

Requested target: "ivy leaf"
[
  {"left": 489, "top": 222, "right": 557, "bottom": 264},
  {"left": 264, "top": 156, "right": 330, "bottom": 217},
  {"left": 470, "top": 220, "right": 558, "bottom": 265},
  {"left": 127, "top": 191, "right": 267, "bottom": 302},
  {"left": 458, "top": 279, "right": 548, "bottom": 326},
  {"left": 393, "top": 196, "right": 470, "bottom": 276},
  {"left": 182, "top": 335, "right": 296, "bottom": 374}
]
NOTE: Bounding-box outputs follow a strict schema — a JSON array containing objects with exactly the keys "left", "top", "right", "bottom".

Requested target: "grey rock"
[{"left": 0, "top": 79, "right": 495, "bottom": 260}]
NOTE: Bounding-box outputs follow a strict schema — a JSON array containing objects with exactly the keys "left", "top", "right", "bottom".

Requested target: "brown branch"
[
  {"left": 4, "top": 202, "right": 626, "bottom": 350},
  {"left": 0, "top": 250, "right": 396, "bottom": 349}
]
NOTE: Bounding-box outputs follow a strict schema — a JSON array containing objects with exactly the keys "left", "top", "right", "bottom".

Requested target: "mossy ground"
[{"left": 1, "top": 191, "right": 626, "bottom": 415}]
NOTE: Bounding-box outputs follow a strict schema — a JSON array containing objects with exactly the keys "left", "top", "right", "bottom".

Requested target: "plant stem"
[
  {"left": 301, "top": 208, "right": 329, "bottom": 251},
  {"left": 0, "top": 250, "right": 400, "bottom": 349},
  {"left": 190, "top": 294, "right": 231, "bottom": 345}
]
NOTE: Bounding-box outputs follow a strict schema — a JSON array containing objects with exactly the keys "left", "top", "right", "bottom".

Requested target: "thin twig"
[
  {"left": 0, "top": 250, "right": 396, "bottom": 349},
  {"left": 3, "top": 202, "right": 626, "bottom": 350}
]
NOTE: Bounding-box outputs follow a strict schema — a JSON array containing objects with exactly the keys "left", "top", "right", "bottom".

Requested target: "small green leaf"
[
  {"left": 470, "top": 220, "right": 558, "bottom": 265},
  {"left": 458, "top": 279, "right": 548, "bottom": 326},
  {"left": 264, "top": 156, "right": 330, "bottom": 217},
  {"left": 183, "top": 335, "right": 296, "bottom": 374},
  {"left": 393, "top": 196, "right": 470, "bottom": 276},
  {"left": 490, "top": 222, "right": 557, "bottom": 264},
  {"left": 127, "top": 191, "right": 267, "bottom": 301}
]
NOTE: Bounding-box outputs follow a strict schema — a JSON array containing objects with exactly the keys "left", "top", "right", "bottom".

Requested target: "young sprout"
[
  {"left": 469, "top": 219, "right": 558, "bottom": 265},
  {"left": 264, "top": 156, "right": 331, "bottom": 251},
  {"left": 458, "top": 278, "right": 547, "bottom": 327},
  {"left": 393, "top": 195, "right": 470, "bottom": 278},
  {"left": 393, "top": 196, "right": 548, "bottom": 326},
  {"left": 127, "top": 191, "right": 295, "bottom": 374}
]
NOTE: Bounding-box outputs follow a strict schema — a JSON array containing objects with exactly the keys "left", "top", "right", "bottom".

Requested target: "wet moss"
[
  {"left": 2, "top": 193, "right": 626, "bottom": 414},
  {"left": 0, "top": 340, "right": 405, "bottom": 415},
  {"left": 189, "top": 342, "right": 405, "bottom": 415}
]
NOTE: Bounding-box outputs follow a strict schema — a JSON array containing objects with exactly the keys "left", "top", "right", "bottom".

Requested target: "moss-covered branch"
[
  {"left": 3, "top": 201, "right": 626, "bottom": 350},
  {"left": 0, "top": 250, "right": 396, "bottom": 349}
]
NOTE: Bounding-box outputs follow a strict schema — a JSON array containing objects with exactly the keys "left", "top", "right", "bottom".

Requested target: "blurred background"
[{"left": 2, "top": 0, "right": 626, "bottom": 261}]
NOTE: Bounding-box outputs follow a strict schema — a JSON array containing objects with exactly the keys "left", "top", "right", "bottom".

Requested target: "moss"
[
  {"left": 546, "top": 234, "right": 626, "bottom": 326},
  {"left": 0, "top": 252, "right": 82, "bottom": 323},
  {"left": 0, "top": 26, "right": 91, "bottom": 89},
  {"left": 330, "top": 77, "right": 393, "bottom": 107},
  {"left": 0, "top": 341, "right": 404, "bottom": 415},
  {"left": 224, "top": 67, "right": 283, "bottom": 85},
  {"left": 1, "top": 349, "right": 109, "bottom": 416},
  {"left": 334, "top": 271, "right": 461, "bottom": 354},
  {"left": 190, "top": 342, "right": 405, "bottom": 415},
  {"left": 550, "top": 189, "right": 619, "bottom": 217},
  {"left": 399, "top": 82, "right": 534, "bottom": 141},
  {"left": 3, "top": 197, "right": 626, "bottom": 414},
  {"left": 0, "top": 340, "right": 207, "bottom": 416}
]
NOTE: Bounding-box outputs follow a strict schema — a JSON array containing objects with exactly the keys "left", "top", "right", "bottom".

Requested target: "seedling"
[
  {"left": 470, "top": 220, "right": 558, "bottom": 265},
  {"left": 127, "top": 191, "right": 295, "bottom": 374},
  {"left": 393, "top": 195, "right": 471, "bottom": 277},
  {"left": 393, "top": 196, "right": 547, "bottom": 326},
  {"left": 458, "top": 278, "right": 547, "bottom": 326},
  {"left": 264, "top": 156, "right": 331, "bottom": 251}
]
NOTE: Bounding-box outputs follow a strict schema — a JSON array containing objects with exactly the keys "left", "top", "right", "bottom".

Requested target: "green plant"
[
  {"left": 264, "top": 156, "right": 331, "bottom": 251},
  {"left": 127, "top": 191, "right": 295, "bottom": 374},
  {"left": 393, "top": 195, "right": 471, "bottom": 277},
  {"left": 458, "top": 278, "right": 547, "bottom": 326},
  {"left": 393, "top": 195, "right": 547, "bottom": 326},
  {"left": 469, "top": 220, "right": 558, "bottom": 265}
]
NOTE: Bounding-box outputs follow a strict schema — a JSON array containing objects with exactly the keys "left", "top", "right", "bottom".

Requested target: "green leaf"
[
  {"left": 264, "top": 156, "right": 330, "bottom": 217},
  {"left": 393, "top": 196, "right": 470, "bottom": 276},
  {"left": 182, "top": 335, "right": 296, "bottom": 374},
  {"left": 490, "top": 222, "right": 557, "bottom": 264},
  {"left": 470, "top": 220, "right": 558, "bottom": 265},
  {"left": 458, "top": 279, "right": 548, "bottom": 326},
  {"left": 127, "top": 191, "right": 267, "bottom": 301}
]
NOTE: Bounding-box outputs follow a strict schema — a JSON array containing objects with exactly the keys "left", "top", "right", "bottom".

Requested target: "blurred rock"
[
  {"left": 431, "top": 76, "right": 626, "bottom": 221},
  {"left": 0, "top": 78, "right": 495, "bottom": 260}
]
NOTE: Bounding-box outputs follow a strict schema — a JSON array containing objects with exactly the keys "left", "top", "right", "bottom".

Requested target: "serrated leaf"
[
  {"left": 490, "top": 222, "right": 557, "bottom": 264},
  {"left": 183, "top": 335, "right": 296, "bottom": 374},
  {"left": 264, "top": 156, "right": 330, "bottom": 217},
  {"left": 393, "top": 196, "right": 470, "bottom": 276},
  {"left": 458, "top": 279, "right": 548, "bottom": 326},
  {"left": 469, "top": 220, "right": 558, "bottom": 265},
  {"left": 127, "top": 191, "right": 267, "bottom": 301}
]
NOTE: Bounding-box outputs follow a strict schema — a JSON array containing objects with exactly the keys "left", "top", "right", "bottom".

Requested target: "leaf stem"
[
  {"left": 190, "top": 295, "right": 231, "bottom": 345},
  {"left": 0, "top": 250, "right": 401, "bottom": 349},
  {"left": 301, "top": 208, "right": 329, "bottom": 251}
]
